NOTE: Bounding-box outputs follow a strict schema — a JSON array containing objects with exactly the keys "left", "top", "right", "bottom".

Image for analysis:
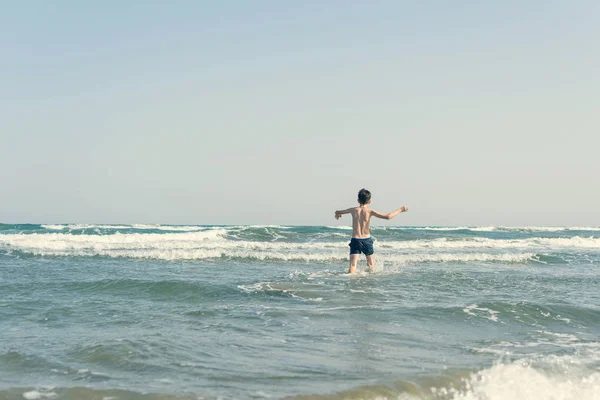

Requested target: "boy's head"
[{"left": 358, "top": 188, "right": 371, "bottom": 205}]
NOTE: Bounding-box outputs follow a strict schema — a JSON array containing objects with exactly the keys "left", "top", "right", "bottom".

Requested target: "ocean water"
[{"left": 0, "top": 224, "right": 599, "bottom": 400}]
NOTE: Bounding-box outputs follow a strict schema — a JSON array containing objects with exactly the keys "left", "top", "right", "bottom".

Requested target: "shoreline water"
[{"left": 1, "top": 225, "right": 598, "bottom": 399}]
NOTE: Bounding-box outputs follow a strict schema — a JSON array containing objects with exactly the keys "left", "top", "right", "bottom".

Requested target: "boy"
[{"left": 335, "top": 188, "right": 408, "bottom": 274}]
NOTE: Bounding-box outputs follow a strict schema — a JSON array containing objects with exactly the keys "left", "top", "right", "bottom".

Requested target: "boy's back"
[{"left": 349, "top": 206, "right": 374, "bottom": 238}]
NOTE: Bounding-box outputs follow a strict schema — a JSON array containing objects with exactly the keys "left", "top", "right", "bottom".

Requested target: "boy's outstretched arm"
[
  {"left": 334, "top": 208, "right": 353, "bottom": 220},
  {"left": 371, "top": 206, "right": 409, "bottom": 220}
]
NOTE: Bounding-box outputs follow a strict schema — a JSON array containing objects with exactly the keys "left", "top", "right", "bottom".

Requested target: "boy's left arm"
[{"left": 334, "top": 208, "right": 353, "bottom": 220}]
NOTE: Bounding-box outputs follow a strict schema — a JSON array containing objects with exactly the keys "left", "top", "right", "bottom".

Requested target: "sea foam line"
[
  {"left": 40, "top": 224, "right": 295, "bottom": 232},
  {"left": 2, "top": 233, "right": 599, "bottom": 252},
  {"left": 380, "top": 226, "right": 600, "bottom": 232},
  {"left": 0, "top": 230, "right": 227, "bottom": 249},
  {"left": 0, "top": 241, "right": 538, "bottom": 263},
  {"left": 41, "top": 224, "right": 213, "bottom": 232}
]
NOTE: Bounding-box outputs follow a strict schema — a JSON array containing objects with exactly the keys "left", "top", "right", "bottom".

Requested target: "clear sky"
[{"left": 1, "top": 1, "right": 599, "bottom": 226}]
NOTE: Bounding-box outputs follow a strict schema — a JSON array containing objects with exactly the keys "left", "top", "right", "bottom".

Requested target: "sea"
[{"left": 0, "top": 224, "right": 599, "bottom": 400}]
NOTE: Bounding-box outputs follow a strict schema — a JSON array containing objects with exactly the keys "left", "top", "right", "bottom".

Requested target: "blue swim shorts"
[{"left": 349, "top": 237, "right": 374, "bottom": 256}]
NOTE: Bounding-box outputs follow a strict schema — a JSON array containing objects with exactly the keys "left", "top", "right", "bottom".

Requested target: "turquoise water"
[{"left": 1, "top": 224, "right": 599, "bottom": 399}]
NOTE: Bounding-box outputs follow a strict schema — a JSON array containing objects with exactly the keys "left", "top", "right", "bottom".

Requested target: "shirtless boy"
[{"left": 335, "top": 189, "right": 409, "bottom": 273}]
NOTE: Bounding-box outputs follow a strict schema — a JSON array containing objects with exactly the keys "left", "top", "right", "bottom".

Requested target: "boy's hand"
[
  {"left": 401, "top": 206, "right": 409, "bottom": 212},
  {"left": 335, "top": 213, "right": 342, "bottom": 220}
]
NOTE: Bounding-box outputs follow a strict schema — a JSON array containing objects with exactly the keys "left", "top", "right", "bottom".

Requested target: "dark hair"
[{"left": 358, "top": 188, "right": 371, "bottom": 205}]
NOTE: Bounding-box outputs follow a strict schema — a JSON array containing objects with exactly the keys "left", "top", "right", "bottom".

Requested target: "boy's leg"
[
  {"left": 366, "top": 254, "right": 375, "bottom": 272},
  {"left": 348, "top": 254, "right": 360, "bottom": 274}
]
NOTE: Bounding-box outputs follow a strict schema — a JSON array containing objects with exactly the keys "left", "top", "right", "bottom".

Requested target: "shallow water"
[{"left": 1, "top": 224, "right": 599, "bottom": 399}]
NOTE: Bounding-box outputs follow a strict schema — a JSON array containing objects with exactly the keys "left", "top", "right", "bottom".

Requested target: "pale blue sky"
[{"left": 2, "top": 1, "right": 599, "bottom": 226}]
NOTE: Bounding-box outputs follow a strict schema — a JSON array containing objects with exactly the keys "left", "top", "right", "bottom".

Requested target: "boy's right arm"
[
  {"left": 334, "top": 208, "right": 354, "bottom": 220},
  {"left": 371, "top": 206, "right": 408, "bottom": 220}
]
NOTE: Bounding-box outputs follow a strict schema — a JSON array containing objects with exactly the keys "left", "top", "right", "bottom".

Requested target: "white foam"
[
  {"left": 465, "top": 226, "right": 497, "bottom": 232},
  {"left": 470, "top": 226, "right": 600, "bottom": 232},
  {"left": 463, "top": 304, "right": 500, "bottom": 322},
  {"left": 7, "top": 227, "right": 600, "bottom": 264},
  {"left": 35, "top": 225, "right": 600, "bottom": 238},
  {"left": 391, "top": 252, "right": 536, "bottom": 264},
  {"left": 441, "top": 360, "right": 600, "bottom": 400},
  {"left": 384, "top": 226, "right": 600, "bottom": 232},
  {"left": 0, "top": 244, "right": 538, "bottom": 263},
  {"left": 40, "top": 225, "right": 69, "bottom": 230},
  {"left": 237, "top": 282, "right": 325, "bottom": 301},
  {"left": 19, "top": 229, "right": 600, "bottom": 262},
  {"left": 412, "top": 226, "right": 472, "bottom": 231},
  {"left": 242, "top": 225, "right": 293, "bottom": 229},
  {"left": 566, "top": 226, "right": 600, "bottom": 231},
  {"left": 0, "top": 231, "right": 547, "bottom": 263},
  {"left": 544, "top": 332, "right": 579, "bottom": 341},
  {"left": 379, "top": 236, "right": 600, "bottom": 250},
  {"left": 42, "top": 224, "right": 137, "bottom": 230},
  {"left": 1, "top": 229, "right": 226, "bottom": 247},
  {"left": 131, "top": 224, "right": 208, "bottom": 231},
  {"left": 5, "top": 233, "right": 599, "bottom": 254},
  {"left": 539, "top": 311, "right": 571, "bottom": 324},
  {"left": 22, "top": 390, "right": 57, "bottom": 400},
  {"left": 41, "top": 224, "right": 211, "bottom": 232}
]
